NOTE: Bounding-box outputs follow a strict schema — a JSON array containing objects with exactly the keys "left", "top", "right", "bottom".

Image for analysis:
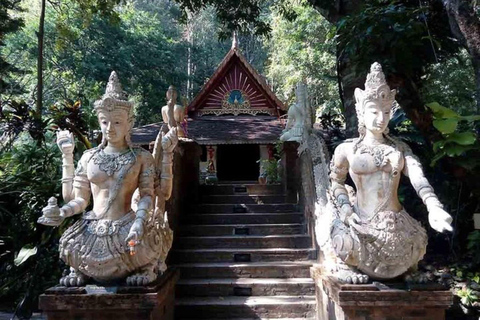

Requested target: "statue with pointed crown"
[
  {"left": 38, "top": 71, "right": 178, "bottom": 286},
  {"left": 319, "top": 62, "right": 453, "bottom": 283}
]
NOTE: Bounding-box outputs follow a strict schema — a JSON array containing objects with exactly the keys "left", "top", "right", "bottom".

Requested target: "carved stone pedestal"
[
  {"left": 39, "top": 268, "right": 179, "bottom": 320},
  {"left": 311, "top": 266, "right": 453, "bottom": 320}
]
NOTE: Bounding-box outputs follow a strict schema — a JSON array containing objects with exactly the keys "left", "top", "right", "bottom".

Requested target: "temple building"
[{"left": 132, "top": 38, "right": 285, "bottom": 182}]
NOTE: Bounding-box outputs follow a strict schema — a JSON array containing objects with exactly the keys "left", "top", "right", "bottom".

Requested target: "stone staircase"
[{"left": 172, "top": 183, "right": 316, "bottom": 319}]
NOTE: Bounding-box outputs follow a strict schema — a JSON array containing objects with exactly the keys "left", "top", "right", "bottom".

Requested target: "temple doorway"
[{"left": 216, "top": 144, "right": 260, "bottom": 181}]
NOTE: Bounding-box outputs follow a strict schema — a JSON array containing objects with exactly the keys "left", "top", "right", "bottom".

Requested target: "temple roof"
[
  {"left": 131, "top": 116, "right": 283, "bottom": 145},
  {"left": 188, "top": 45, "right": 285, "bottom": 117}
]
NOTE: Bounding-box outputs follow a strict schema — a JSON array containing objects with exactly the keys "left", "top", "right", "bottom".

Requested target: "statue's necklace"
[
  {"left": 93, "top": 148, "right": 136, "bottom": 176},
  {"left": 357, "top": 140, "right": 395, "bottom": 167}
]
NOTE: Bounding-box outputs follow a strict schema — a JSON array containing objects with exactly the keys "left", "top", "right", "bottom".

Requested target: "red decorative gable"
[{"left": 188, "top": 47, "right": 284, "bottom": 117}]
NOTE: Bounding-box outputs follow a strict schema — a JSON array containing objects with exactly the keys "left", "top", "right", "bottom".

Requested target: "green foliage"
[
  {"left": 3, "top": 0, "right": 189, "bottom": 125},
  {"left": 456, "top": 287, "right": 479, "bottom": 306},
  {"left": 266, "top": 0, "right": 341, "bottom": 122},
  {"left": 14, "top": 247, "right": 37, "bottom": 267},
  {"left": 177, "top": 0, "right": 274, "bottom": 38},
  {"left": 0, "top": 0, "right": 24, "bottom": 94},
  {"left": 467, "top": 231, "right": 480, "bottom": 265},
  {"left": 258, "top": 159, "right": 280, "bottom": 184},
  {"left": 336, "top": 1, "right": 458, "bottom": 85},
  {"left": 47, "top": 100, "right": 95, "bottom": 149},
  {"left": 426, "top": 102, "right": 480, "bottom": 166},
  {"left": 421, "top": 50, "right": 477, "bottom": 115},
  {"left": 0, "top": 132, "right": 64, "bottom": 311}
]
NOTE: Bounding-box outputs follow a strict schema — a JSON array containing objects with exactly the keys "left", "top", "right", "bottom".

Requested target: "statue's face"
[
  {"left": 363, "top": 101, "right": 390, "bottom": 134},
  {"left": 98, "top": 109, "right": 129, "bottom": 145}
]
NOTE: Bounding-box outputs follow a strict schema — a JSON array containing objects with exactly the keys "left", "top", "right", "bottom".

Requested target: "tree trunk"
[
  {"left": 36, "top": 0, "right": 46, "bottom": 118},
  {"left": 185, "top": 11, "right": 193, "bottom": 101},
  {"left": 443, "top": 0, "right": 480, "bottom": 113},
  {"left": 309, "top": 0, "right": 440, "bottom": 141}
]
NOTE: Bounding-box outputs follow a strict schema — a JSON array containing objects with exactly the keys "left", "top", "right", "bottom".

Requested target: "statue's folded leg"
[
  {"left": 329, "top": 219, "right": 369, "bottom": 284},
  {"left": 59, "top": 267, "right": 89, "bottom": 287},
  {"left": 126, "top": 261, "right": 157, "bottom": 286},
  {"left": 403, "top": 266, "right": 429, "bottom": 284}
]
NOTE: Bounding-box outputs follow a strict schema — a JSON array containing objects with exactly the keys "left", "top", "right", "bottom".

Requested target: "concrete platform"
[
  {"left": 38, "top": 268, "right": 179, "bottom": 320},
  {"left": 311, "top": 266, "right": 453, "bottom": 320}
]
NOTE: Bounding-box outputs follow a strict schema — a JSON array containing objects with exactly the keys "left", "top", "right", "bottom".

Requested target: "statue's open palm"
[{"left": 56, "top": 130, "right": 75, "bottom": 155}]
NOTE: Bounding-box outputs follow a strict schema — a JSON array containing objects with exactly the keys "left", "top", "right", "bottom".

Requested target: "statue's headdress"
[
  {"left": 94, "top": 71, "right": 133, "bottom": 114},
  {"left": 354, "top": 63, "right": 396, "bottom": 136},
  {"left": 94, "top": 71, "right": 135, "bottom": 147},
  {"left": 355, "top": 62, "right": 396, "bottom": 112}
]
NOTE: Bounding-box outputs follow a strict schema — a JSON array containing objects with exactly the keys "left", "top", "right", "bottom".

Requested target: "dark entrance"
[{"left": 216, "top": 144, "right": 260, "bottom": 181}]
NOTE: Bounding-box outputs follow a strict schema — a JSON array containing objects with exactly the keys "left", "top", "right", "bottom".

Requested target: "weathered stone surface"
[
  {"left": 176, "top": 262, "right": 312, "bottom": 279},
  {"left": 183, "top": 212, "right": 303, "bottom": 225},
  {"left": 312, "top": 266, "right": 452, "bottom": 320},
  {"left": 280, "top": 84, "right": 308, "bottom": 143},
  {"left": 171, "top": 248, "right": 315, "bottom": 264},
  {"left": 37, "top": 72, "right": 177, "bottom": 286},
  {"left": 194, "top": 203, "right": 297, "bottom": 213},
  {"left": 174, "top": 234, "right": 311, "bottom": 249},
  {"left": 316, "top": 63, "right": 453, "bottom": 282},
  {"left": 172, "top": 182, "right": 316, "bottom": 318},
  {"left": 177, "top": 278, "right": 315, "bottom": 297},
  {"left": 175, "top": 296, "right": 316, "bottom": 319},
  {"left": 199, "top": 184, "right": 284, "bottom": 196},
  {"left": 200, "top": 194, "right": 286, "bottom": 204},
  {"left": 177, "top": 223, "right": 305, "bottom": 236},
  {"left": 39, "top": 269, "right": 179, "bottom": 320}
]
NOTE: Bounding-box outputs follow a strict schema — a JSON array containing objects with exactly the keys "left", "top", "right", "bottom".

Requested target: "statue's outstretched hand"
[
  {"left": 56, "top": 130, "right": 75, "bottom": 155},
  {"left": 161, "top": 127, "right": 178, "bottom": 153},
  {"left": 126, "top": 219, "right": 145, "bottom": 245},
  {"left": 428, "top": 206, "right": 453, "bottom": 233}
]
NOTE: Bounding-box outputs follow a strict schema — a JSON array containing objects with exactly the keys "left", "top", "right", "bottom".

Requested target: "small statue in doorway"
[
  {"left": 323, "top": 62, "right": 452, "bottom": 283},
  {"left": 161, "top": 85, "right": 186, "bottom": 138},
  {"left": 38, "top": 71, "right": 177, "bottom": 286}
]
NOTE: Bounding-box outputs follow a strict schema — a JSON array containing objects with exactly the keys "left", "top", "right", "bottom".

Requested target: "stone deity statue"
[
  {"left": 280, "top": 85, "right": 307, "bottom": 143},
  {"left": 161, "top": 85, "right": 186, "bottom": 138},
  {"left": 38, "top": 71, "right": 178, "bottom": 287},
  {"left": 323, "top": 63, "right": 453, "bottom": 283}
]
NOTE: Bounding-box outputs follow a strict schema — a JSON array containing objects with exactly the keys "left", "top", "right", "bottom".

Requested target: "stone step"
[
  {"left": 175, "top": 235, "right": 311, "bottom": 249},
  {"left": 183, "top": 213, "right": 303, "bottom": 225},
  {"left": 180, "top": 318, "right": 315, "bottom": 320},
  {"left": 175, "top": 296, "right": 316, "bottom": 319},
  {"left": 170, "top": 248, "right": 316, "bottom": 263},
  {"left": 177, "top": 224, "right": 305, "bottom": 236},
  {"left": 176, "top": 278, "right": 315, "bottom": 297},
  {"left": 179, "top": 318, "right": 315, "bottom": 320},
  {"left": 201, "top": 195, "right": 286, "bottom": 204},
  {"left": 174, "top": 262, "right": 313, "bottom": 279},
  {"left": 195, "top": 204, "right": 297, "bottom": 213},
  {"left": 200, "top": 184, "right": 284, "bottom": 196}
]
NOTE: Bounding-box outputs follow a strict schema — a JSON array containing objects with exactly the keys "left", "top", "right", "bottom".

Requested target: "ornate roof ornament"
[
  {"left": 94, "top": 71, "right": 134, "bottom": 114},
  {"left": 354, "top": 62, "right": 396, "bottom": 111},
  {"left": 232, "top": 31, "right": 238, "bottom": 50}
]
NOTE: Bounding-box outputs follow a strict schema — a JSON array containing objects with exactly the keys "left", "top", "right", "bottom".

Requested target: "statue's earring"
[{"left": 358, "top": 120, "right": 366, "bottom": 135}]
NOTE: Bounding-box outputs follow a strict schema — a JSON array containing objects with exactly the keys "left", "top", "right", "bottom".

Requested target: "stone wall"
[
  {"left": 167, "top": 140, "right": 202, "bottom": 241},
  {"left": 284, "top": 130, "right": 331, "bottom": 258}
]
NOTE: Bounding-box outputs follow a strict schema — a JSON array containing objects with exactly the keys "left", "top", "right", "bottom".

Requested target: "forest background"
[{"left": 1, "top": 0, "right": 480, "bottom": 318}]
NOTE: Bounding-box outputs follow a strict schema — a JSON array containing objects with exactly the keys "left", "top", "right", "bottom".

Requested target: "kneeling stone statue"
[
  {"left": 319, "top": 63, "right": 453, "bottom": 283},
  {"left": 38, "top": 72, "right": 177, "bottom": 286}
]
